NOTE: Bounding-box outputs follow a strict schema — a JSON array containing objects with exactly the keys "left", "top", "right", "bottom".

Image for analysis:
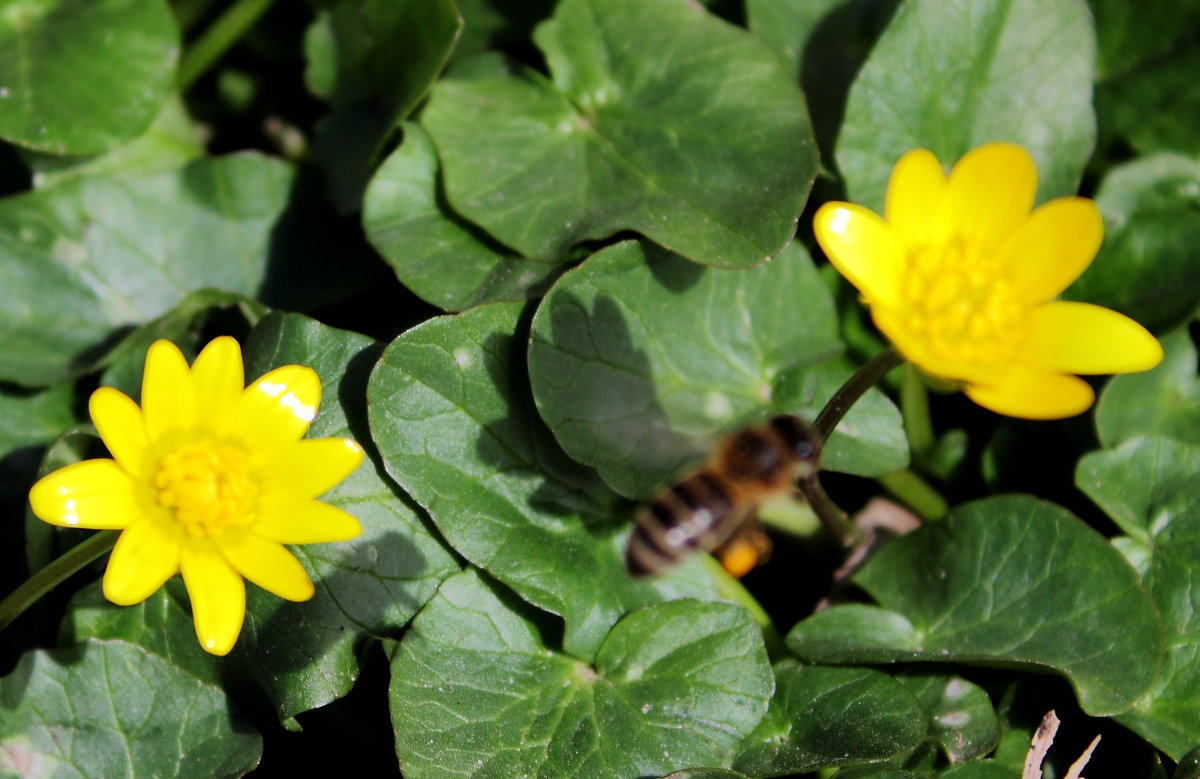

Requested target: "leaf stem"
[
  {"left": 900, "top": 362, "right": 934, "bottom": 457},
  {"left": 798, "top": 474, "right": 863, "bottom": 547},
  {"left": 701, "top": 555, "right": 786, "bottom": 660},
  {"left": 177, "top": 0, "right": 278, "bottom": 91},
  {"left": 0, "top": 531, "right": 117, "bottom": 634},
  {"left": 879, "top": 469, "right": 949, "bottom": 521},
  {"left": 813, "top": 347, "right": 904, "bottom": 445},
  {"left": 173, "top": 0, "right": 219, "bottom": 34}
]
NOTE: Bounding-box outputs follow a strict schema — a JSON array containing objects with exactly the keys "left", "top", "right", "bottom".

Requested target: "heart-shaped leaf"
[
  {"left": 421, "top": 0, "right": 816, "bottom": 268},
  {"left": 362, "top": 123, "right": 561, "bottom": 311},
  {"left": 836, "top": 0, "right": 1096, "bottom": 211},
  {"left": 367, "top": 301, "right": 715, "bottom": 659},
  {"left": 893, "top": 670, "right": 1000, "bottom": 764},
  {"left": 787, "top": 495, "right": 1162, "bottom": 716},
  {"left": 0, "top": 0, "right": 179, "bottom": 154},
  {"left": 1078, "top": 436, "right": 1200, "bottom": 761},
  {"left": 527, "top": 240, "right": 906, "bottom": 499},
  {"left": 0, "top": 639, "right": 261, "bottom": 777},
  {"left": 389, "top": 570, "right": 772, "bottom": 777},
  {"left": 733, "top": 660, "right": 927, "bottom": 776}
]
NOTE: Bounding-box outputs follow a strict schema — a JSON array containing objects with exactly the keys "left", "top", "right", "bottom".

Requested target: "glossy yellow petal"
[
  {"left": 1023, "top": 302, "right": 1164, "bottom": 375},
  {"left": 181, "top": 545, "right": 245, "bottom": 656},
  {"left": 190, "top": 336, "right": 245, "bottom": 423},
  {"left": 102, "top": 518, "right": 181, "bottom": 605},
  {"left": 947, "top": 142, "right": 1036, "bottom": 251},
  {"left": 814, "top": 202, "right": 906, "bottom": 306},
  {"left": 871, "top": 308, "right": 998, "bottom": 386},
  {"left": 221, "top": 534, "right": 314, "bottom": 602},
  {"left": 89, "top": 388, "right": 149, "bottom": 478},
  {"left": 29, "top": 460, "right": 141, "bottom": 529},
  {"left": 964, "top": 368, "right": 1095, "bottom": 420},
  {"left": 226, "top": 365, "right": 322, "bottom": 448},
  {"left": 255, "top": 499, "right": 363, "bottom": 544},
  {"left": 884, "top": 148, "right": 948, "bottom": 247},
  {"left": 998, "top": 197, "right": 1103, "bottom": 303},
  {"left": 142, "top": 340, "right": 196, "bottom": 442},
  {"left": 253, "top": 438, "right": 364, "bottom": 501}
]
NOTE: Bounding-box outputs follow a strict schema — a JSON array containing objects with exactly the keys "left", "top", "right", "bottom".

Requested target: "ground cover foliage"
[{"left": 0, "top": 0, "right": 1198, "bottom": 776}]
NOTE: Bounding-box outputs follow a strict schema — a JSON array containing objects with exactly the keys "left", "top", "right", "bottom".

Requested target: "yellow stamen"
[{"left": 154, "top": 442, "right": 257, "bottom": 538}]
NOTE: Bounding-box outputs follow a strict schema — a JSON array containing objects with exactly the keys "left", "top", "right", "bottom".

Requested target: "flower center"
[
  {"left": 154, "top": 442, "right": 258, "bottom": 539},
  {"left": 899, "top": 238, "right": 1025, "bottom": 366}
]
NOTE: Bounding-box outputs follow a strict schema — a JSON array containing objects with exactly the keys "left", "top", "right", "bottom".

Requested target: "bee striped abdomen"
[
  {"left": 626, "top": 471, "right": 745, "bottom": 576},
  {"left": 626, "top": 414, "right": 819, "bottom": 577}
]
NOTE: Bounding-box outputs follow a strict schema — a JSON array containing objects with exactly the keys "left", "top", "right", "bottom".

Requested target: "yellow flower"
[
  {"left": 29, "top": 338, "right": 364, "bottom": 655},
  {"left": 814, "top": 142, "right": 1163, "bottom": 419}
]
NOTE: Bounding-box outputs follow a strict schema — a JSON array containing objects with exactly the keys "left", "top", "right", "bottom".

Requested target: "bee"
[{"left": 626, "top": 414, "right": 820, "bottom": 576}]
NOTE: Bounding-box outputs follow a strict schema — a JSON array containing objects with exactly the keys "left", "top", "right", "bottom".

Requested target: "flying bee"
[{"left": 626, "top": 414, "right": 820, "bottom": 577}]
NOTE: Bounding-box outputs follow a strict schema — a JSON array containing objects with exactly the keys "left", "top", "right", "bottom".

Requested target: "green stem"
[
  {"left": 813, "top": 348, "right": 904, "bottom": 445},
  {"left": 176, "top": 0, "right": 278, "bottom": 91},
  {"left": 878, "top": 469, "right": 949, "bottom": 521},
  {"left": 798, "top": 474, "right": 863, "bottom": 548},
  {"left": 701, "top": 555, "right": 786, "bottom": 660},
  {"left": 0, "top": 531, "right": 117, "bottom": 634},
  {"left": 900, "top": 362, "right": 934, "bottom": 457}
]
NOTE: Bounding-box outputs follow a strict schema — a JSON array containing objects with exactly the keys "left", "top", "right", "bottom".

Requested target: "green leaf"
[
  {"left": 304, "top": 0, "right": 461, "bottom": 211},
  {"left": 0, "top": 153, "right": 293, "bottom": 386},
  {"left": 1097, "top": 45, "right": 1200, "bottom": 158},
  {"left": 1091, "top": 0, "right": 1200, "bottom": 80},
  {"left": 1094, "top": 327, "right": 1200, "bottom": 449},
  {"left": 0, "top": 0, "right": 179, "bottom": 155},
  {"left": 389, "top": 570, "right": 772, "bottom": 777},
  {"left": 1178, "top": 747, "right": 1200, "bottom": 779},
  {"left": 0, "top": 381, "right": 77, "bottom": 459},
  {"left": 450, "top": 0, "right": 555, "bottom": 63},
  {"left": 421, "top": 0, "right": 816, "bottom": 268},
  {"left": 836, "top": 0, "right": 1096, "bottom": 211},
  {"left": 893, "top": 670, "right": 1000, "bottom": 763},
  {"left": 527, "top": 240, "right": 905, "bottom": 499},
  {"left": 0, "top": 640, "right": 261, "bottom": 777},
  {"left": 733, "top": 660, "right": 926, "bottom": 776},
  {"left": 363, "top": 123, "right": 561, "bottom": 311},
  {"left": 1064, "top": 154, "right": 1200, "bottom": 333},
  {"left": 19, "top": 98, "right": 204, "bottom": 189},
  {"left": 1077, "top": 436, "right": 1200, "bottom": 761},
  {"left": 787, "top": 495, "right": 1163, "bottom": 716},
  {"left": 745, "top": 0, "right": 848, "bottom": 74},
  {"left": 367, "top": 300, "right": 716, "bottom": 659},
  {"left": 940, "top": 763, "right": 1017, "bottom": 779}
]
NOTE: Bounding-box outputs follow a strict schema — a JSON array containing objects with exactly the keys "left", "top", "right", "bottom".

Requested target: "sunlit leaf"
[
  {"left": 421, "top": 0, "right": 816, "bottom": 268},
  {"left": 389, "top": 570, "right": 772, "bottom": 777},
  {"left": 837, "top": 0, "right": 1095, "bottom": 211},
  {"left": 1095, "top": 327, "right": 1200, "bottom": 449},
  {"left": 787, "top": 495, "right": 1162, "bottom": 716},
  {"left": 367, "top": 301, "right": 716, "bottom": 659},
  {"left": 0, "top": 640, "right": 261, "bottom": 777}
]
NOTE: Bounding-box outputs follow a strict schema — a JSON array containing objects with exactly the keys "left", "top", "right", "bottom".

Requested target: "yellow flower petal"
[
  {"left": 999, "top": 197, "right": 1103, "bottom": 303},
  {"left": 89, "top": 388, "right": 148, "bottom": 478},
  {"left": 947, "top": 142, "right": 1036, "bottom": 251},
  {"left": 29, "top": 460, "right": 141, "bottom": 529},
  {"left": 189, "top": 336, "right": 245, "bottom": 424},
  {"left": 1023, "top": 302, "right": 1164, "bottom": 375},
  {"left": 253, "top": 438, "right": 364, "bottom": 500},
  {"left": 255, "top": 499, "right": 363, "bottom": 544},
  {"left": 181, "top": 545, "right": 245, "bottom": 656},
  {"left": 103, "top": 518, "right": 182, "bottom": 605},
  {"left": 226, "top": 365, "right": 322, "bottom": 448},
  {"left": 964, "top": 368, "right": 1095, "bottom": 420},
  {"left": 871, "top": 308, "right": 998, "bottom": 386},
  {"left": 813, "top": 202, "right": 906, "bottom": 306},
  {"left": 141, "top": 340, "right": 196, "bottom": 442},
  {"left": 221, "top": 534, "right": 314, "bottom": 602},
  {"left": 884, "top": 148, "right": 948, "bottom": 247}
]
